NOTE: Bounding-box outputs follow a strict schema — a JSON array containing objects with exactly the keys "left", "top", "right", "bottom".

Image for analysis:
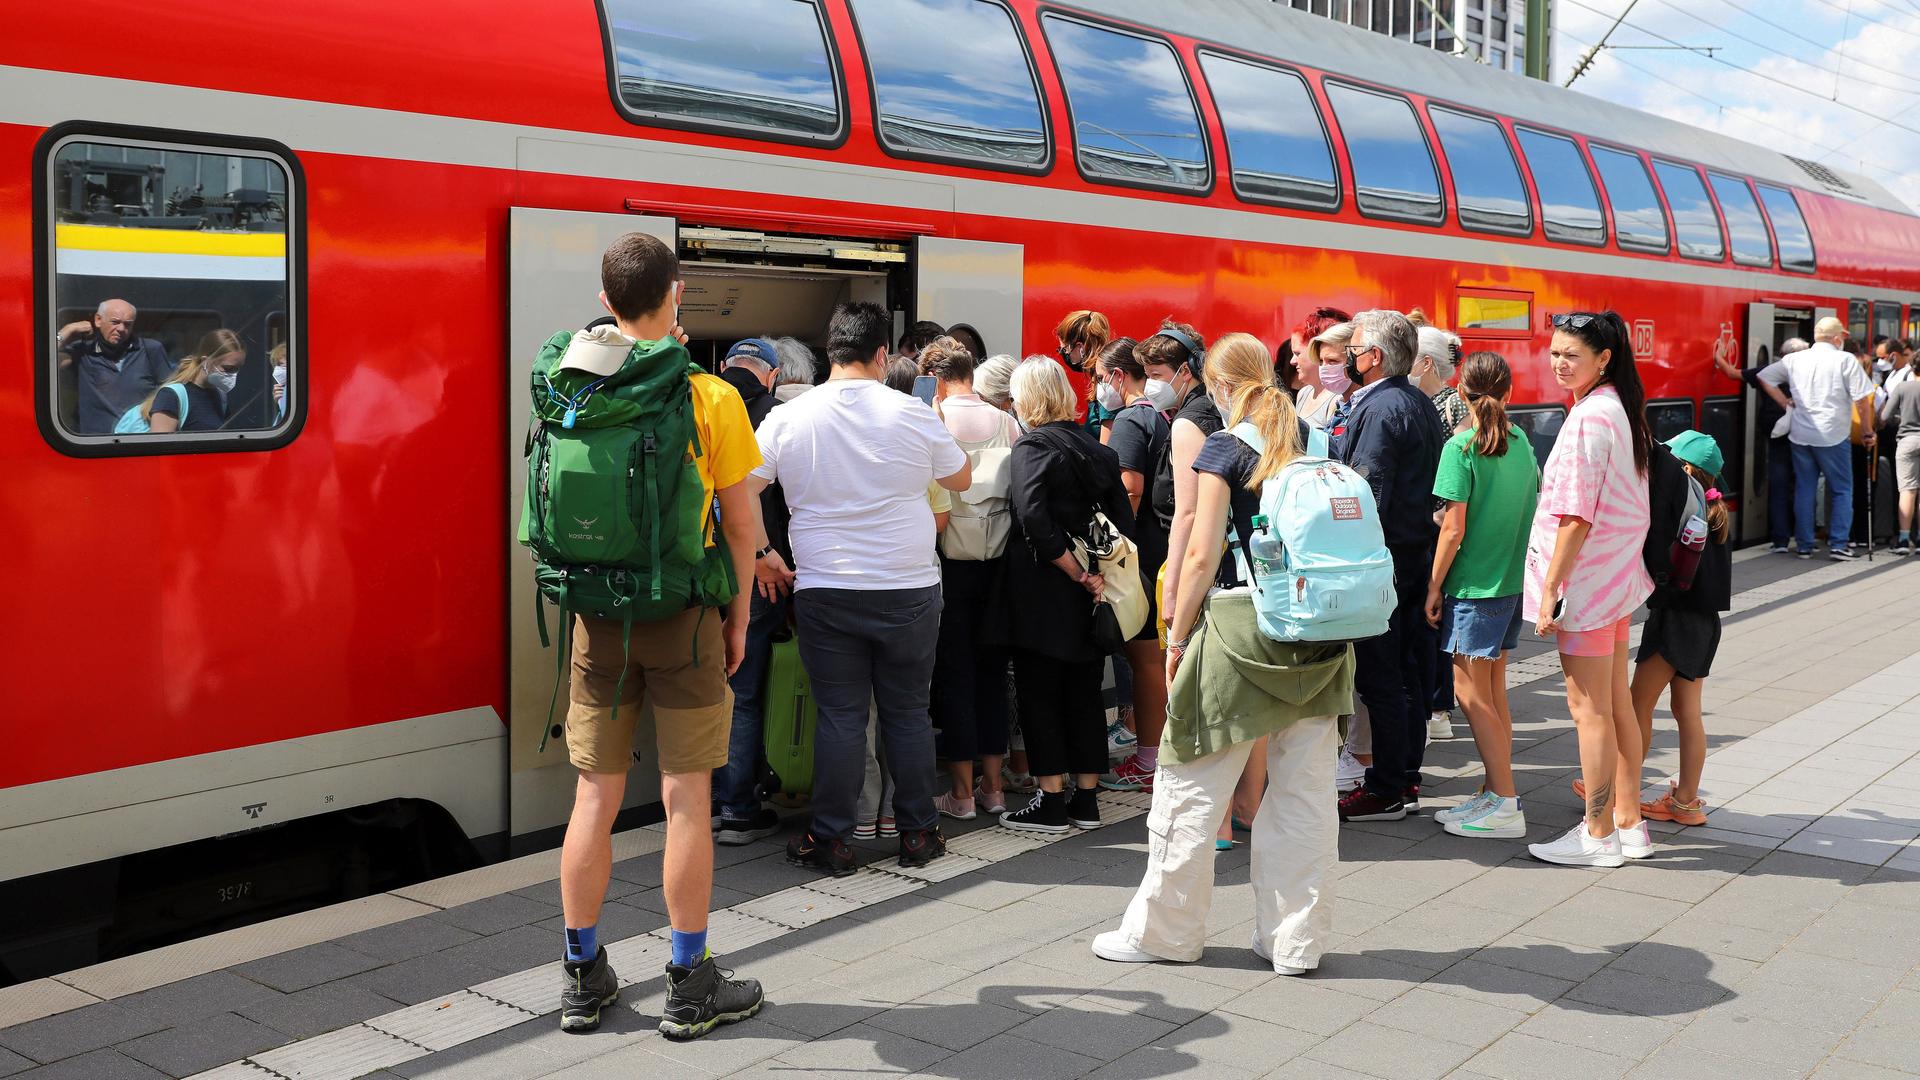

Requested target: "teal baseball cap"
[{"left": 1665, "top": 430, "right": 1724, "bottom": 479}]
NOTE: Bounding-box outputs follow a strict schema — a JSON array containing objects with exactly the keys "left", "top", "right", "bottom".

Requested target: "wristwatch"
[{"left": 754, "top": 545, "right": 775, "bottom": 559}]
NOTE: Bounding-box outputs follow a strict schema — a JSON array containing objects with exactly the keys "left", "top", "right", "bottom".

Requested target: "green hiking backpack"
[{"left": 518, "top": 330, "right": 738, "bottom": 750}]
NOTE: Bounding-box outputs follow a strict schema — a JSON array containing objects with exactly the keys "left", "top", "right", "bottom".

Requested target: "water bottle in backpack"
[
  {"left": 1669, "top": 514, "right": 1708, "bottom": 591},
  {"left": 1246, "top": 515, "right": 1285, "bottom": 580}
]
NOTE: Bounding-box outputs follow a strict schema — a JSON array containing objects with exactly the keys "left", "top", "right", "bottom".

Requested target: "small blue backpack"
[
  {"left": 113, "top": 383, "right": 189, "bottom": 434},
  {"left": 1228, "top": 421, "right": 1396, "bottom": 643}
]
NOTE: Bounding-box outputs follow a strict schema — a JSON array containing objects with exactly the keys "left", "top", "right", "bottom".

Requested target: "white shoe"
[
  {"left": 1106, "top": 720, "right": 1138, "bottom": 761},
  {"left": 1249, "top": 933, "right": 1314, "bottom": 975},
  {"left": 1443, "top": 798, "right": 1527, "bottom": 839},
  {"left": 1616, "top": 820, "right": 1654, "bottom": 860},
  {"left": 1091, "top": 930, "right": 1183, "bottom": 964},
  {"left": 1335, "top": 747, "right": 1367, "bottom": 788},
  {"left": 1529, "top": 822, "right": 1624, "bottom": 868},
  {"left": 1427, "top": 711, "right": 1453, "bottom": 739},
  {"left": 1432, "top": 790, "right": 1495, "bottom": 825}
]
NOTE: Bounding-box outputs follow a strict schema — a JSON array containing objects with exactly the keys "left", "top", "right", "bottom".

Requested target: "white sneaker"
[
  {"left": 1091, "top": 931, "right": 1184, "bottom": 964},
  {"left": 1249, "top": 933, "right": 1313, "bottom": 975},
  {"left": 1106, "top": 720, "right": 1138, "bottom": 761},
  {"left": 1616, "top": 820, "right": 1654, "bottom": 860},
  {"left": 1335, "top": 747, "right": 1367, "bottom": 788},
  {"left": 1433, "top": 790, "right": 1496, "bottom": 826},
  {"left": 1427, "top": 711, "right": 1453, "bottom": 739},
  {"left": 1443, "top": 798, "right": 1527, "bottom": 839},
  {"left": 1529, "top": 822, "right": 1624, "bottom": 868}
]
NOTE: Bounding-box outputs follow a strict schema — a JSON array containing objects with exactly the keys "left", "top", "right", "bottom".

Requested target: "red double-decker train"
[{"left": 4, "top": 0, "right": 1917, "bottom": 979}]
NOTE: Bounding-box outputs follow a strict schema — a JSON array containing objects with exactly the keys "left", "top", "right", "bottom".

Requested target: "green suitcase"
[{"left": 761, "top": 635, "right": 816, "bottom": 798}]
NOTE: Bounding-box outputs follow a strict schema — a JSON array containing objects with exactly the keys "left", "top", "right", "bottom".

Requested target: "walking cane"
[{"left": 1868, "top": 448, "right": 1877, "bottom": 563}]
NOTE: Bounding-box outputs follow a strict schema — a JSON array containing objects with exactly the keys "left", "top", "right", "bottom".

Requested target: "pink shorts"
[{"left": 1557, "top": 615, "right": 1631, "bottom": 658}]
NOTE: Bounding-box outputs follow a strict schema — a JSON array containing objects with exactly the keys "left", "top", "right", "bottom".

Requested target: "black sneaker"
[
  {"left": 1067, "top": 788, "right": 1103, "bottom": 830},
  {"left": 1000, "top": 790, "right": 1070, "bottom": 834},
  {"left": 1797, "top": 549, "right": 1815, "bottom": 559},
  {"left": 898, "top": 826, "right": 947, "bottom": 868},
  {"left": 1337, "top": 784, "right": 1407, "bottom": 822},
  {"left": 559, "top": 946, "right": 619, "bottom": 1033},
  {"left": 1830, "top": 547, "right": 1859, "bottom": 561},
  {"left": 785, "top": 830, "right": 857, "bottom": 877},
  {"left": 658, "top": 954, "right": 762, "bottom": 1040},
  {"left": 716, "top": 807, "right": 780, "bottom": 846},
  {"left": 1403, "top": 784, "right": 1421, "bottom": 812}
]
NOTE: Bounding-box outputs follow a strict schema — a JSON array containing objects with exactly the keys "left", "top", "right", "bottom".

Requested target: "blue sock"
[
  {"left": 670, "top": 928, "right": 708, "bottom": 968},
  {"left": 565, "top": 925, "right": 598, "bottom": 964}
]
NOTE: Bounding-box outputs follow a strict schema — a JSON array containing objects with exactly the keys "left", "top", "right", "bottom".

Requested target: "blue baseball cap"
[{"left": 725, "top": 338, "right": 778, "bottom": 369}]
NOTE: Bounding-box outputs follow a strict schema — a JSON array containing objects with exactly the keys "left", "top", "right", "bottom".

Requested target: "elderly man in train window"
[{"left": 56, "top": 298, "right": 176, "bottom": 434}]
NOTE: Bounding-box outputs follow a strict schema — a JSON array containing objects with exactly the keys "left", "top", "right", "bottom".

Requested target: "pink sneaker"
[
  {"left": 1099, "top": 755, "right": 1155, "bottom": 792},
  {"left": 933, "top": 793, "right": 977, "bottom": 821},
  {"left": 974, "top": 784, "right": 1008, "bottom": 815}
]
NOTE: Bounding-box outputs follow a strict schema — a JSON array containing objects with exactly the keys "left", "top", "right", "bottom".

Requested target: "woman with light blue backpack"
[{"left": 1093, "top": 333, "right": 1354, "bottom": 976}]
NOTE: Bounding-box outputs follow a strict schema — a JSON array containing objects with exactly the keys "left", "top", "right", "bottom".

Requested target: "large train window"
[
  {"left": 1873, "top": 301, "right": 1902, "bottom": 345},
  {"left": 1650, "top": 160, "right": 1725, "bottom": 261},
  {"left": 1428, "top": 107, "right": 1530, "bottom": 236},
  {"left": 1515, "top": 127, "right": 1605, "bottom": 246},
  {"left": 1041, "top": 14, "right": 1210, "bottom": 193},
  {"left": 1701, "top": 396, "right": 1742, "bottom": 507},
  {"left": 1754, "top": 184, "right": 1816, "bottom": 273},
  {"left": 599, "top": 0, "right": 844, "bottom": 144},
  {"left": 1848, "top": 299, "right": 1869, "bottom": 343},
  {"left": 1588, "top": 144, "right": 1669, "bottom": 254},
  {"left": 37, "top": 127, "right": 304, "bottom": 457},
  {"left": 1647, "top": 398, "right": 1696, "bottom": 445},
  {"left": 1509, "top": 405, "right": 1566, "bottom": 470},
  {"left": 1200, "top": 52, "right": 1339, "bottom": 211},
  {"left": 1324, "top": 82, "right": 1444, "bottom": 225},
  {"left": 848, "top": 0, "right": 1048, "bottom": 172},
  {"left": 1707, "top": 174, "right": 1773, "bottom": 268}
]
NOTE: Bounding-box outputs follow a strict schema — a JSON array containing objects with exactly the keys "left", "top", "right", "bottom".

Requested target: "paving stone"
[
  {"left": 1077, "top": 964, "right": 1244, "bottom": 1026},
  {"left": 532, "top": 899, "right": 668, "bottom": 946},
  {"left": 1364, "top": 986, "right": 1530, "bottom": 1049},
  {"left": 643, "top": 1015, "right": 807, "bottom": 1076},
  {"left": 1513, "top": 1002, "right": 1680, "bottom": 1060},
  {"left": 1299, "top": 1019, "right": 1478, "bottom": 1080},
  {"left": 1218, "top": 977, "right": 1376, "bottom": 1038},
  {"left": 427, "top": 892, "right": 556, "bottom": 936},
  {"left": 116, "top": 972, "right": 285, "bottom": 1028},
  {"left": 237, "top": 980, "right": 405, "bottom": 1040},
  {"left": 1087, "top": 1044, "right": 1261, "bottom": 1080},
  {"left": 862, "top": 991, "right": 1031, "bottom": 1053},
  {"left": 1809, "top": 1059, "right": 1920, "bottom": 1079},
  {"left": 1259, "top": 1059, "right": 1389, "bottom": 1080},
  {"left": 0, "top": 1047, "right": 29, "bottom": 1079},
  {"left": 1645, "top": 910, "right": 1796, "bottom": 963},
  {"left": 8, "top": 1048, "right": 167, "bottom": 1080},
  {"left": 509, "top": 873, "right": 644, "bottom": 909},
  {"left": 1475, "top": 934, "right": 1620, "bottom": 982},
  {"left": 381, "top": 1023, "right": 551, "bottom": 1080},
  {"left": 1152, "top": 1010, "right": 1320, "bottom": 1070},
  {"left": 334, "top": 916, "right": 482, "bottom": 963},
  {"left": 1004, "top": 997, "right": 1175, "bottom": 1063},
  {"left": 1515, "top": 888, "right": 1691, "bottom": 951},
  {"left": 816, "top": 950, "right": 971, "bottom": 1006},
  {"left": 1464, "top": 1030, "right": 1637, "bottom": 1080},
  {"left": 1562, "top": 967, "right": 1732, "bottom": 1019},
  {"left": 344, "top": 950, "right": 504, "bottom": 1006},
  {"left": 0, "top": 1002, "right": 165, "bottom": 1065},
  {"left": 231, "top": 942, "right": 389, "bottom": 994},
  {"left": 1671, "top": 1006, "right": 1849, "bottom": 1074},
  {"left": 941, "top": 959, "right": 1116, "bottom": 1016},
  {"left": 1425, "top": 958, "right": 1576, "bottom": 1014},
  {"left": 1298, "top": 951, "right": 1431, "bottom": 1002},
  {"left": 1621, "top": 1041, "right": 1806, "bottom": 1080},
  {"left": 1606, "top": 941, "right": 1758, "bottom": 985},
  {"left": 772, "top": 1020, "right": 948, "bottom": 1075},
  {"left": 714, "top": 852, "right": 830, "bottom": 897},
  {"left": 747, "top": 981, "right": 887, "bottom": 1040},
  {"left": 903, "top": 1031, "right": 1100, "bottom": 1080},
  {"left": 1834, "top": 990, "right": 1920, "bottom": 1074},
  {"left": 119, "top": 1012, "right": 288, "bottom": 1077},
  {"left": 436, "top": 924, "right": 560, "bottom": 976}
]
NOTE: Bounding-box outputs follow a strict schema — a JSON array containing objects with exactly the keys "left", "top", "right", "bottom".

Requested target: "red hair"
[{"left": 1290, "top": 305, "right": 1352, "bottom": 344}]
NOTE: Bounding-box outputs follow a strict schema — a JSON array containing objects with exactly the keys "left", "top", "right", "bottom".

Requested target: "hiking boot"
[
  {"left": 715, "top": 807, "right": 779, "bottom": 846},
  {"left": 786, "top": 830, "right": 857, "bottom": 877},
  {"left": 1000, "top": 790, "right": 1070, "bottom": 833},
  {"left": 559, "top": 946, "right": 619, "bottom": 1033},
  {"left": 1337, "top": 784, "right": 1406, "bottom": 822},
  {"left": 658, "top": 954, "right": 762, "bottom": 1040},
  {"left": 898, "top": 826, "right": 947, "bottom": 868},
  {"left": 1067, "top": 788, "right": 1103, "bottom": 830},
  {"left": 1099, "top": 754, "right": 1155, "bottom": 792}
]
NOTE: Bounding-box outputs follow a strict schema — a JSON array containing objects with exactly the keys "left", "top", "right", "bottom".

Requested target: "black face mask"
[
  {"left": 1345, "top": 354, "right": 1366, "bottom": 390},
  {"left": 95, "top": 329, "right": 132, "bottom": 359}
]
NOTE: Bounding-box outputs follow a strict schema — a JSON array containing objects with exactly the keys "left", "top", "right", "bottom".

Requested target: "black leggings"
[{"left": 1011, "top": 650, "right": 1107, "bottom": 778}]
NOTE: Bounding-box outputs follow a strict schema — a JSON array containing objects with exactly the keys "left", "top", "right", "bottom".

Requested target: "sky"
[{"left": 1549, "top": 0, "right": 1920, "bottom": 210}]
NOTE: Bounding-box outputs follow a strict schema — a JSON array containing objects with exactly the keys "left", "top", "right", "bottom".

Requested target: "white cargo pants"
[{"left": 1116, "top": 715, "right": 1340, "bottom": 969}]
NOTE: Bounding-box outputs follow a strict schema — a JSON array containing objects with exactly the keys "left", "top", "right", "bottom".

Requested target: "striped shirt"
[{"left": 1522, "top": 386, "right": 1654, "bottom": 632}]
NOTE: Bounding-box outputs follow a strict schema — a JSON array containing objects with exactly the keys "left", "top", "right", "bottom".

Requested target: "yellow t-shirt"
[
  {"left": 927, "top": 480, "right": 952, "bottom": 515},
  {"left": 689, "top": 372, "right": 763, "bottom": 542}
]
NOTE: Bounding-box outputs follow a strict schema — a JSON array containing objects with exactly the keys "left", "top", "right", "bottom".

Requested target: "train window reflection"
[
  {"left": 1043, "top": 14, "right": 1210, "bottom": 191},
  {"left": 602, "top": 0, "right": 842, "bottom": 142},
  {"left": 1516, "top": 128, "right": 1605, "bottom": 246},
  {"left": 1201, "top": 52, "right": 1339, "bottom": 211},
  {"left": 1589, "top": 145, "right": 1669, "bottom": 254},
  {"left": 1647, "top": 399, "right": 1696, "bottom": 446},
  {"left": 849, "top": 0, "right": 1048, "bottom": 170},
  {"left": 1509, "top": 405, "right": 1566, "bottom": 470},
  {"left": 1707, "top": 173, "right": 1773, "bottom": 268},
  {"left": 1652, "top": 160, "right": 1726, "bottom": 261},
  {"left": 44, "top": 135, "right": 299, "bottom": 452},
  {"left": 1325, "top": 82, "right": 1444, "bottom": 225},
  {"left": 1428, "top": 107, "right": 1529, "bottom": 236},
  {"left": 1755, "top": 184, "right": 1816, "bottom": 273}
]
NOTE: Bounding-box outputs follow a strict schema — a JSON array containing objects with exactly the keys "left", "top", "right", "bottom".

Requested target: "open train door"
[
  {"left": 914, "top": 237, "right": 1024, "bottom": 359},
  {"left": 505, "top": 208, "right": 675, "bottom": 851},
  {"left": 1738, "top": 302, "right": 1775, "bottom": 544}
]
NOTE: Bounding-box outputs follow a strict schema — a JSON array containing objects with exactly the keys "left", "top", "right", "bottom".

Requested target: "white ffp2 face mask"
[
  {"left": 1095, "top": 380, "right": 1125, "bottom": 413},
  {"left": 1144, "top": 378, "right": 1175, "bottom": 412},
  {"left": 207, "top": 370, "right": 238, "bottom": 394}
]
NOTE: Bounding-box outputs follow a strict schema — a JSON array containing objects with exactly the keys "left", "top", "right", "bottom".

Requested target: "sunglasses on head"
[{"left": 1551, "top": 313, "right": 1598, "bottom": 330}]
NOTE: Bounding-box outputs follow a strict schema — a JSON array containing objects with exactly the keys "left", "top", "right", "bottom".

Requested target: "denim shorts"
[{"left": 1441, "top": 594, "right": 1524, "bottom": 660}]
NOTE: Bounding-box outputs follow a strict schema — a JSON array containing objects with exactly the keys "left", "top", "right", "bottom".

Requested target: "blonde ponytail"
[
  {"left": 141, "top": 328, "right": 243, "bottom": 421},
  {"left": 1206, "top": 332, "right": 1302, "bottom": 489}
]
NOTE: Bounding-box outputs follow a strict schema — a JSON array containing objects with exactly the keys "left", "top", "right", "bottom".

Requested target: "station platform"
[{"left": 4, "top": 548, "right": 1919, "bottom": 1080}]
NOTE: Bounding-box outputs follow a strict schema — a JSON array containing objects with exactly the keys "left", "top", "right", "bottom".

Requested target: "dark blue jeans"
[
  {"left": 1793, "top": 441, "right": 1852, "bottom": 552},
  {"left": 1356, "top": 543, "right": 1438, "bottom": 798},
  {"left": 1765, "top": 434, "right": 1795, "bottom": 547},
  {"left": 794, "top": 585, "right": 943, "bottom": 841},
  {"left": 714, "top": 588, "right": 788, "bottom": 819}
]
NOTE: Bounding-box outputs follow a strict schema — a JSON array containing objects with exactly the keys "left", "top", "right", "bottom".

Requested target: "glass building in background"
[{"left": 1277, "top": 0, "right": 1552, "bottom": 77}]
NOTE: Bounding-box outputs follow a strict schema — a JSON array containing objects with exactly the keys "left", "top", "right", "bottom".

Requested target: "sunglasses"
[
  {"left": 1551, "top": 313, "right": 1598, "bottom": 330},
  {"left": 1344, "top": 344, "right": 1377, "bottom": 360}
]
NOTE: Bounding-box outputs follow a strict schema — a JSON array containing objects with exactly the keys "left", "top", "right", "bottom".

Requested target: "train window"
[
  {"left": 1588, "top": 145, "right": 1669, "bottom": 254},
  {"left": 1701, "top": 396, "right": 1742, "bottom": 505},
  {"left": 1848, "top": 299, "right": 1869, "bottom": 343},
  {"left": 1324, "top": 82, "right": 1444, "bottom": 225},
  {"left": 1428, "top": 107, "right": 1530, "bottom": 236},
  {"left": 848, "top": 0, "right": 1048, "bottom": 170},
  {"left": 1042, "top": 15, "right": 1210, "bottom": 192},
  {"left": 1200, "top": 52, "right": 1339, "bottom": 211},
  {"left": 1873, "top": 301, "right": 1902, "bottom": 346},
  {"left": 1509, "top": 405, "right": 1566, "bottom": 470},
  {"left": 1651, "top": 160, "right": 1725, "bottom": 261},
  {"left": 600, "top": 0, "right": 843, "bottom": 143},
  {"left": 1515, "top": 127, "right": 1605, "bottom": 246},
  {"left": 1456, "top": 287, "right": 1532, "bottom": 337},
  {"left": 1647, "top": 399, "right": 1696, "bottom": 445},
  {"left": 39, "top": 130, "right": 303, "bottom": 456},
  {"left": 1755, "top": 184, "right": 1816, "bottom": 273},
  {"left": 1707, "top": 173, "right": 1773, "bottom": 268}
]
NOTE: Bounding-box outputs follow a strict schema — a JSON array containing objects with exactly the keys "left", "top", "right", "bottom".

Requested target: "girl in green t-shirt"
[{"left": 1424, "top": 352, "right": 1540, "bottom": 841}]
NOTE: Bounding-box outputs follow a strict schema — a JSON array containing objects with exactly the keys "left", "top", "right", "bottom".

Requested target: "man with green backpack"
[{"left": 520, "top": 233, "right": 768, "bottom": 1040}]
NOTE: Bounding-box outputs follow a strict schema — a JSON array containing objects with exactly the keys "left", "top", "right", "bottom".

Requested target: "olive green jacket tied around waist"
[{"left": 1165, "top": 592, "right": 1354, "bottom": 765}]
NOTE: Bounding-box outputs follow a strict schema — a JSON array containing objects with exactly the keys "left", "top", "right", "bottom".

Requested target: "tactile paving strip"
[
  {"left": 247, "top": 1024, "right": 422, "bottom": 1080},
  {"left": 798, "top": 869, "right": 926, "bottom": 905},
  {"left": 469, "top": 961, "right": 562, "bottom": 1015},
  {"left": 946, "top": 829, "right": 1056, "bottom": 861},
  {"left": 364, "top": 990, "right": 534, "bottom": 1052},
  {"left": 733, "top": 886, "right": 866, "bottom": 929},
  {"left": 186, "top": 1064, "right": 282, "bottom": 1080}
]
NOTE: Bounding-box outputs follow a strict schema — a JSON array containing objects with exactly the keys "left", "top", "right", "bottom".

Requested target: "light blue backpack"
[
  {"left": 1228, "top": 421, "right": 1396, "bottom": 643},
  {"left": 113, "top": 383, "right": 189, "bottom": 434}
]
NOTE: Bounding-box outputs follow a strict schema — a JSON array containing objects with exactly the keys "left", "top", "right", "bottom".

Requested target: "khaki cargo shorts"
[
  {"left": 565, "top": 606, "right": 732, "bottom": 775},
  {"left": 1897, "top": 434, "right": 1920, "bottom": 493}
]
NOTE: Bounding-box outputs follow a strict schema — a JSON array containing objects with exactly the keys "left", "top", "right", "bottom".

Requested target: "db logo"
[
  {"left": 1632, "top": 320, "right": 1656, "bottom": 358},
  {"left": 1711, "top": 323, "right": 1738, "bottom": 367}
]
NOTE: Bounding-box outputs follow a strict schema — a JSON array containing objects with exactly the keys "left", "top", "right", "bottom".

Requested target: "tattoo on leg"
[{"left": 1586, "top": 779, "right": 1613, "bottom": 826}]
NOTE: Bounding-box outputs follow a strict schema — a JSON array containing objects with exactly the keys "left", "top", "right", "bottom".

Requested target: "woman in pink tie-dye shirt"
[{"left": 1524, "top": 312, "right": 1655, "bottom": 870}]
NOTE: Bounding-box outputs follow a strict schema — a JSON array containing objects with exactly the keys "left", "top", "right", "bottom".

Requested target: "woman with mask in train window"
[{"left": 143, "top": 329, "right": 248, "bottom": 434}]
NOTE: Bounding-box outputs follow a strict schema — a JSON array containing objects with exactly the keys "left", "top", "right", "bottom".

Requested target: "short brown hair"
[
  {"left": 1133, "top": 318, "right": 1204, "bottom": 374},
  {"left": 918, "top": 335, "right": 976, "bottom": 383},
  {"left": 601, "top": 233, "right": 678, "bottom": 321}
]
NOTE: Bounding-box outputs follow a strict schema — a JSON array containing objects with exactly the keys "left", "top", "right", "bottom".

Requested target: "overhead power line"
[
  {"left": 1565, "top": 0, "right": 1644, "bottom": 85},
  {"left": 1803, "top": 0, "right": 1920, "bottom": 44},
  {"left": 1651, "top": 0, "right": 1920, "bottom": 98}
]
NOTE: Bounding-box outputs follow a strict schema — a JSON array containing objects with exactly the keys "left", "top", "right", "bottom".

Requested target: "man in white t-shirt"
[
  {"left": 746, "top": 301, "right": 969, "bottom": 876},
  {"left": 1759, "top": 316, "right": 1878, "bottom": 559}
]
